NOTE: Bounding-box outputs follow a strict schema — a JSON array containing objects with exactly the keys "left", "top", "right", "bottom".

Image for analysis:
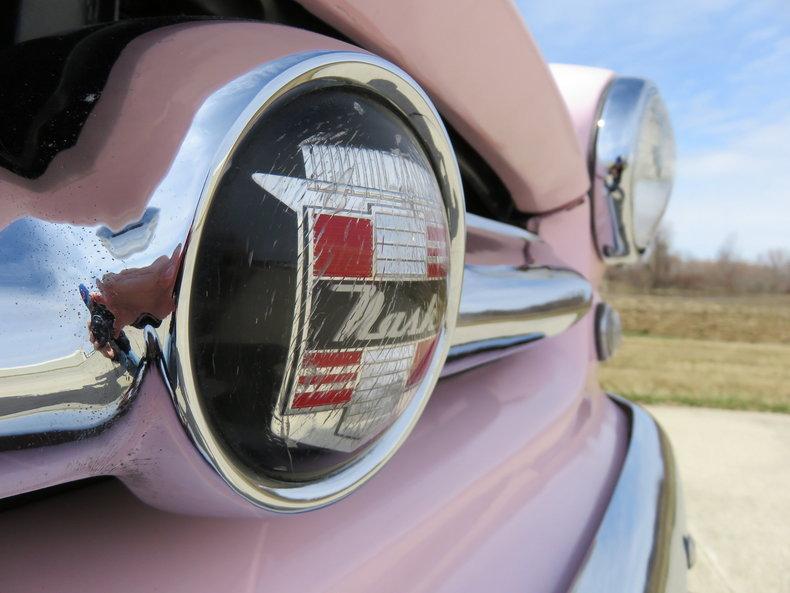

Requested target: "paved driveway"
[{"left": 647, "top": 405, "right": 790, "bottom": 593}]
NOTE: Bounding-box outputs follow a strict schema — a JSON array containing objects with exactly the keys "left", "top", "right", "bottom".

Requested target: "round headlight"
[{"left": 592, "top": 78, "right": 675, "bottom": 262}]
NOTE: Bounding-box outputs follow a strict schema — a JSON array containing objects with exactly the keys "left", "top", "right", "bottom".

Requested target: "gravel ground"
[{"left": 648, "top": 405, "right": 790, "bottom": 593}]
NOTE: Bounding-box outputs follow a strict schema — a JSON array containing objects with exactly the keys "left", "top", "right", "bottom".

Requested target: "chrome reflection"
[
  {"left": 447, "top": 214, "right": 593, "bottom": 368},
  {"left": 0, "top": 215, "right": 154, "bottom": 450},
  {"left": 451, "top": 265, "right": 592, "bottom": 354},
  {"left": 0, "top": 349, "right": 134, "bottom": 441},
  {"left": 0, "top": 55, "right": 312, "bottom": 450},
  {"left": 570, "top": 396, "right": 688, "bottom": 593},
  {"left": 595, "top": 302, "right": 622, "bottom": 361},
  {"left": 591, "top": 77, "right": 675, "bottom": 263}
]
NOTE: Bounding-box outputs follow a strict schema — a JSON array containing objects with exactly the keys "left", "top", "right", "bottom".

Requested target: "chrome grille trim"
[{"left": 445, "top": 214, "right": 592, "bottom": 372}]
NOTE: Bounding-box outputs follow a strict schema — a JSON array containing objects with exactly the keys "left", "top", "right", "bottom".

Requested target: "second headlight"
[{"left": 591, "top": 77, "right": 676, "bottom": 263}]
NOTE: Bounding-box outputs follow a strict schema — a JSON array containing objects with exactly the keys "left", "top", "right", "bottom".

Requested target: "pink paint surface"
[
  {"left": 529, "top": 198, "right": 606, "bottom": 286},
  {"left": 0, "top": 322, "right": 627, "bottom": 593},
  {"left": 550, "top": 65, "right": 616, "bottom": 256},
  {"left": 297, "top": 0, "right": 590, "bottom": 213},
  {"left": 550, "top": 64, "right": 614, "bottom": 154}
]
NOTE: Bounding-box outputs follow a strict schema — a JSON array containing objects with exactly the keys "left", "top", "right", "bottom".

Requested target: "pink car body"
[{"left": 0, "top": 2, "right": 688, "bottom": 592}]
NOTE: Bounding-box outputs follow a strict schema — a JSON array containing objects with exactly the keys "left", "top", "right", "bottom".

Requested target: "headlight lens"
[
  {"left": 632, "top": 91, "right": 675, "bottom": 249},
  {"left": 592, "top": 78, "right": 675, "bottom": 262}
]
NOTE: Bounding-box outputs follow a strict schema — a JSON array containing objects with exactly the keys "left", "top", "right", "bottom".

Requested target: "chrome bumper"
[{"left": 570, "top": 395, "right": 689, "bottom": 593}]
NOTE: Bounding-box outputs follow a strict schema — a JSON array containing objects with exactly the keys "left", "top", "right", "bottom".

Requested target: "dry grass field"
[{"left": 600, "top": 293, "right": 790, "bottom": 413}]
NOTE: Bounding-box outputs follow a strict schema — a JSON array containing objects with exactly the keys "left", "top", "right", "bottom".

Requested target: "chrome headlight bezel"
[
  {"left": 172, "top": 51, "right": 466, "bottom": 513},
  {"left": 590, "top": 77, "right": 676, "bottom": 263}
]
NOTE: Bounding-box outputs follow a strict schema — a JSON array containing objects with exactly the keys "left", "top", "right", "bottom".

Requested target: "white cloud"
[{"left": 666, "top": 114, "right": 790, "bottom": 259}]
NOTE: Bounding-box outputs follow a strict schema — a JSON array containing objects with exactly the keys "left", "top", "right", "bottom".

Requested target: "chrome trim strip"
[
  {"left": 570, "top": 396, "right": 688, "bottom": 593},
  {"left": 594, "top": 302, "right": 623, "bottom": 361},
  {"left": 450, "top": 264, "right": 592, "bottom": 358},
  {"left": 0, "top": 211, "right": 591, "bottom": 454},
  {"left": 447, "top": 213, "right": 592, "bottom": 366},
  {"left": 464, "top": 212, "right": 540, "bottom": 241}
]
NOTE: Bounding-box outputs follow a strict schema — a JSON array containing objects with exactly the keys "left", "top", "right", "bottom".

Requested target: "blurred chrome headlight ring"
[{"left": 591, "top": 77, "right": 676, "bottom": 263}]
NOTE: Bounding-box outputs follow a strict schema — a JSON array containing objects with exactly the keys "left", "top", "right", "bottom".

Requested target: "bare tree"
[
  {"left": 761, "top": 249, "right": 790, "bottom": 292},
  {"left": 645, "top": 226, "right": 674, "bottom": 289},
  {"left": 604, "top": 230, "right": 790, "bottom": 295},
  {"left": 716, "top": 232, "right": 739, "bottom": 292}
]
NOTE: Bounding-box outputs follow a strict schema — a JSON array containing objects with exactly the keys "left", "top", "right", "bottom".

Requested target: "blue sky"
[{"left": 519, "top": 0, "right": 790, "bottom": 260}]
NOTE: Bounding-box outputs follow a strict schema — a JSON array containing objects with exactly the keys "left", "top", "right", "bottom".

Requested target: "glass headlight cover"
[{"left": 592, "top": 77, "right": 676, "bottom": 262}]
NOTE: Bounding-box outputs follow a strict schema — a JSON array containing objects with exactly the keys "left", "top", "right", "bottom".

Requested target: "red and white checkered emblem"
[{"left": 253, "top": 144, "right": 449, "bottom": 451}]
